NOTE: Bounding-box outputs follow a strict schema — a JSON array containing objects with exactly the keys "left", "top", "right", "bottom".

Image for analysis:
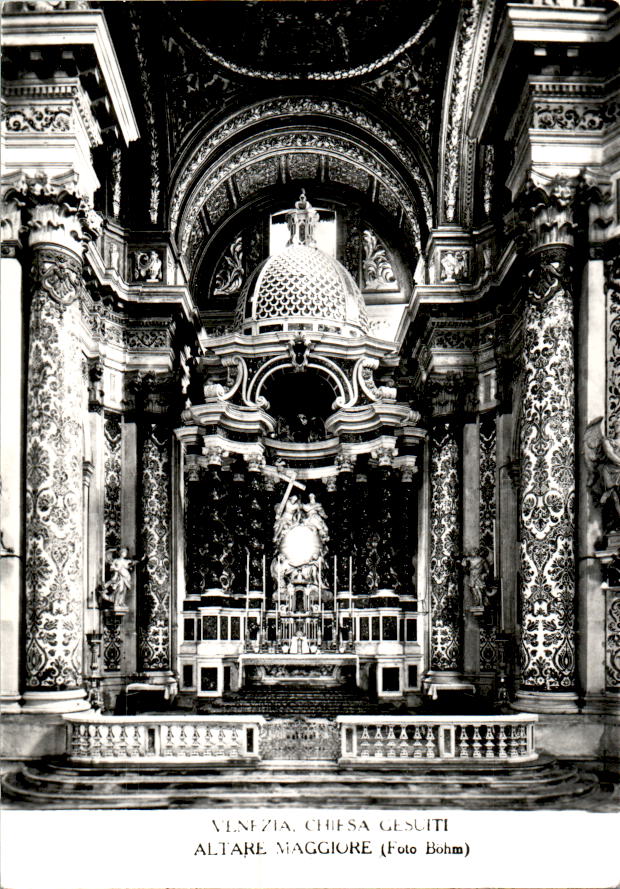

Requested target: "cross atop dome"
[{"left": 286, "top": 190, "right": 320, "bottom": 248}]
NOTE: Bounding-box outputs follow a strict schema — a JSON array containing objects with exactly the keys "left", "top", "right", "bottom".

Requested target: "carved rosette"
[
  {"left": 138, "top": 424, "right": 171, "bottom": 671},
  {"left": 24, "top": 246, "right": 85, "bottom": 690},
  {"left": 429, "top": 421, "right": 462, "bottom": 670},
  {"left": 519, "top": 247, "right": 576, "bottom": 691}
]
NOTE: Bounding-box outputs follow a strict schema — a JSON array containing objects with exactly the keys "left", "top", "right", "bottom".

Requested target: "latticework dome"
[
  {"left": 235, "top": 245, "right": 369, "bottom": 336},
  {"left": 234, "top": 191, "right": 369, "bottom": 337}
]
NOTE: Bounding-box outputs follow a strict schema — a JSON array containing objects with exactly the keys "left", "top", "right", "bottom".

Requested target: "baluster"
[
  {"left": 425, "top": 725, "right": 436, "bottom": 758},
  {"left": 484, "top": 724, "right": 495, "bottom": 758},
  {"left": 458, "top": 725, "right": 469, "bottom": 758},
  {"left": 231, "top": 725, "right": 241, "bottom": 753},
  {"left": 192, "top": 725, "right": 200, "bottom": 755},
  {"left": 498, "top": 725, "right": 508, "bottom": 759},
  {"left": 471, "top": 726, "right": 482, "bottom": 758},
  {"left": 518, "top": 724, "right": 527, "bottom": 756},
  {"left": 119, "top": 724, "right": 129, "bottom": 757},
  {"left": 179, "top": 724, "right": 189, "bottom": 750},
  {"left": 413, "top": 726, "right": 424, "bottom": 757},
  {"left": 373, "top": 725, "right": 384, "bottom": 758},
  {"left": 507, "top": 725, "right": 519, "bottom": 758},
  {"left": 360, "top": 726, "right": 371, "bottom": 758},
  {"left": 386, "top": 724, "right": 397, "bottom": 757},
  {"left": 398, "top": 725, "right": 410, "bottom": 757}
]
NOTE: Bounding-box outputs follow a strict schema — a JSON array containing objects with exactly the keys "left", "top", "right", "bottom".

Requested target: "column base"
[
  {"left": 0, "top": 694, "right": 22, "bottom": 714},
  {"left": 21, "top": 688, "right": 90, "bottom": 714},
  {"left": 512, "top": 689, "right": 579, "bottom": 714}
]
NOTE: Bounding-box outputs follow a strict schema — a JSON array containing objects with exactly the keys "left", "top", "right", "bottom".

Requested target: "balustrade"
[
  {"left": 65, "top": 713, "right": 537, "bottom": 764},
  {"left": 338, "top": 715, "right": 537, "bottom": 763},
  {"left": 65, "top": 714, "right": 263, "bottom": 763}
]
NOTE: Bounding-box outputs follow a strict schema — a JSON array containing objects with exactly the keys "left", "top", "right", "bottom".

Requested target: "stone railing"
[
  {"left": 65, "top": 714, "right": 264, "bottom": 763},
  {"left": 64, "top": 713, "right": 538, "bottom": 764},
  {"left": 336, "top": 715, "right": 538, "bottom": 763}
]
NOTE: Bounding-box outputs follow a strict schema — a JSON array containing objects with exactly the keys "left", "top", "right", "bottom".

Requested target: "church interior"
[{"left": 1, "top": 0, "right": 620, "bottom": 808}]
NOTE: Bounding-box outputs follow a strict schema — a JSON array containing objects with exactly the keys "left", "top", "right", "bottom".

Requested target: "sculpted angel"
[
  {"left": 584, "top": 416, "right": 620, "bottom": 529},
  {"left": 301, "top": 493, "right": 329, "bottom": 544},
  {"left": 98, "top": 547, "right": 144, "bottom": 609}
]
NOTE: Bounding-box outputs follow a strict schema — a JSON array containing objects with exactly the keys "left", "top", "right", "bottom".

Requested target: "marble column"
[
  {"left": 137, "top": 422, "right": 172, "bottom": 677},
  {"left": 0, "top": 211, "right": 23, "bottom": 712},
  {"left": 429, "top": 419, "right": 462, "bottom": 675},
  {"left": 371, "top": 449, "right": 399, "bottom": 594},
  {"left": 335, "top": 455, "right": 355, "bottom": 593},
  {"left": 21, "top": 198, "right": 97, "bottom": 713},
  {"left": 516, "top": 245, "right": 578, "bottom": 711}
]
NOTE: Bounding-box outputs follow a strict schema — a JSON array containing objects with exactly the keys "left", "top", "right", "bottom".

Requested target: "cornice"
[
  {"left": 506, "top": 3, "right": 620, "bottom": 44},
  {"left": 1, "top": 11, "right": 139, "bottom": 144}
]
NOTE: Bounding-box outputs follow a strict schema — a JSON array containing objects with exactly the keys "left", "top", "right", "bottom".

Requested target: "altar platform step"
[
  {"left": 197, "top": 686, "right": 395, "bottom": 718},
  {"left": 2, "top": 755, "right": 606, "bottom": 810}
]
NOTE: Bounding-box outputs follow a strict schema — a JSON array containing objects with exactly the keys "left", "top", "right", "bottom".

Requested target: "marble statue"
[
  {"left": 98, "top": 547, "right": 144, "bottom": 610},
  {"left": 584, "top": 416, "right": 620, "bottom": 529}
]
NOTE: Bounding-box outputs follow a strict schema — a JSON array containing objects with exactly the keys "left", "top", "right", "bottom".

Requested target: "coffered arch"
[{"left": 168, "top": 98, "right": 434, "bottom": 279}]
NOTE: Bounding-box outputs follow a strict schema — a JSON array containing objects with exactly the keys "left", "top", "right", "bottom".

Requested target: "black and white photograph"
[{"left": 1, "top": 1, "right": 620, "bottom": 887}]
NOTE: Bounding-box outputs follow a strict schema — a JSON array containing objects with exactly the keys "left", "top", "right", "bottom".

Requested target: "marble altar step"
[
  {"left": 2, "top": 755, "right": 605, "bottom": 809},
  {"left": 198, "top": 686, "right": 394, "bottom": 718}
]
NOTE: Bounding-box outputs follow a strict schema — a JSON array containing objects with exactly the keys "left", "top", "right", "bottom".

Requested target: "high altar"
[
  {"left": 1, "top": 1, "right": 619, "bottom": 787},
  {"left": 176, "top": 192, "right": 426, "bottom": 701}
]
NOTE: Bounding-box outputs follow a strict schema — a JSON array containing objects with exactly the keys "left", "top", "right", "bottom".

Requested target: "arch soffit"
[{"left": 170, "top": 99, "right": 434, "bottom": 259}]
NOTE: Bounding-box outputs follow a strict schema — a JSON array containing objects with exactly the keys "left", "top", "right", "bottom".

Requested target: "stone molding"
[{"left": 2, "top": 77, "right": 102, "bottom": 149}]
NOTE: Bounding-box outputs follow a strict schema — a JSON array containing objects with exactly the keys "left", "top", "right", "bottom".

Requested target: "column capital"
[
  {"left": 515, "top": 170, "right": 607, "bottom": 251},
  {"left": 2, "top": 169, "right": 102, "bottom": 253}
]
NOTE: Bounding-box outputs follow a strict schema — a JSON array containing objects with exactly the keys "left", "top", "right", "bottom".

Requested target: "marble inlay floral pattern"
[
  {"left": 519, "top": 248, "right": 576, "bottom": 690},
  {"left": 24, "top": 247, "right": 84, "bottom": 689},
  {"left": 430, "top": 421, "right": 461, "bottom": 670}
]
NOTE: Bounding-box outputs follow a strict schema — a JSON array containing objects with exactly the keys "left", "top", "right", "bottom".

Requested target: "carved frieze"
[
  {"left": 533, "top": 101, "right": 620, "bottom": 132},
  {"left": 2, "top": 105, "right": 72, "bottom": 133}
]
